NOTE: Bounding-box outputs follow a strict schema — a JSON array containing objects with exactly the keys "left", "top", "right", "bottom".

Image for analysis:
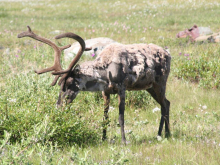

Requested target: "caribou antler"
[
  {"left": 51, "top": 32, "right": 89, "bottom": 86},
  {"left": 17, "top": 26, "right": 71, "bottom": 86},
  {"left": 18, "top": 26, "right": 91, "bottom": 86}
]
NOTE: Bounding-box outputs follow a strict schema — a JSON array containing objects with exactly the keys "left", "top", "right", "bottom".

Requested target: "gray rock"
[
  {"left": 3, "top": 48, "right": 10, "bottom": 55},
  {"left": 198, "top": 27, "right": 213, "bottom": 36},
  {"left": 158, "top": 36, "right": 164, "bottom": 40},
  {"left": 49, "top": 30, "right": 64, "bottom": 35},
  {"left": 23, "top": 40, "right": 33, "bottom": 45},
  {"left": 64, "top": 37, "right": 118, "bottom": 61},
  {"left": 215, "top": 35, "right": 220, "bottom": 42},
  {"left": 139, "top": 37, "right": 146, "bottom": 42}
]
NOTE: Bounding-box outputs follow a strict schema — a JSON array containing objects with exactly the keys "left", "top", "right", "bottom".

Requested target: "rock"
[
  {"left": 0, "top": 45, "right": 4, "bottom": 49},
  {"left": 198, "top": 27, "right": 213, "bottom": 36},
  {"left": 49, "top": 30, "right": 64, "bottom": 35},
  {"left": 64, "top": 37, "right": 118, "bottom": 61},
  {"left": 139, "top": 37, "right": 146, "bottom": 42},
  {"left": 195, "top": 35, "right": 210, "bottom": 42},
  {"left": 176, "top": 25, "right": 200, "bottom": 41},
  {"left": 23, "top": 40, "right": 33, "bottom": 45},
  {"left": 3, "top": 48, "right": 10, "bottom": 55},
  {"left": 158, "top": 36, "right": 164, "bottom": 40},
  {"left": 195, "top": 32, "right": 220, "bottom": 43},
  {"left": 176, "top": 25, "right": 218, "bottom": 43},
  {"left": 214, "top": 35, "right": 220, "bottom": 42}
]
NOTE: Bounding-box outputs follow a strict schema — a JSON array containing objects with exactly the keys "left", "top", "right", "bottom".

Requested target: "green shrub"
[
  {"left": 126, "top": 90, "right": 155, "bottom": 109},
  {"left": 173, "top": 51, "right": 220, "bottom": 89},
  {"left": 0, "top": 72, "right": 99, "bottom": 147}
]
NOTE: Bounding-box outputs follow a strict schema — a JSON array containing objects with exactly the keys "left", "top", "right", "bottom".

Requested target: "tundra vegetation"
[{"left": 0, "top": 0, "right": 220, "bottom": 164}]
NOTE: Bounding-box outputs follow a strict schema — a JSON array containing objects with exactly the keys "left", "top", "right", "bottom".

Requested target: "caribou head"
[{"left": 18, "top": 26, "right": 91, "bottom": 105}]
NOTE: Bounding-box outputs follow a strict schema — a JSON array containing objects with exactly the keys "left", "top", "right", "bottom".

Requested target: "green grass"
[{"left": 0, "top": 0, "right": 220, "bottom": 164}]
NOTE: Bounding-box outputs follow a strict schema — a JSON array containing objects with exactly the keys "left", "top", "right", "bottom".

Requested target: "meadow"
[{"left": 0, "top": 0, "right": 220, "bottom": 164}]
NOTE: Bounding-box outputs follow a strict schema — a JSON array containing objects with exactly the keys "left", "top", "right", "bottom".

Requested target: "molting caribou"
[{"left": 18, "top": 26, "right": 171, "bottom": 144}]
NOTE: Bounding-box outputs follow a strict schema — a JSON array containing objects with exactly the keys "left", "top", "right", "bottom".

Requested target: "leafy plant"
[
  {"left": 126, "top": 90, "right": 155, "bottom": 109},
  {"left": 173, "top": 51, "right": 220, "bottom": 89}
]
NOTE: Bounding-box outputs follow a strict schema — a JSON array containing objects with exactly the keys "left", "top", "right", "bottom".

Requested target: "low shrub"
[
  {"left": 173, "top": 50, "right": 220, "bottom": 89},
  {"left": 0, "top": 72, "right": 99, "bottom": 147}
]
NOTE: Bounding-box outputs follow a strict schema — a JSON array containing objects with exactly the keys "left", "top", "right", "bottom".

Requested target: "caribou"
[{"left": 18, "top": 26, "right": 171, "bottom": 144}]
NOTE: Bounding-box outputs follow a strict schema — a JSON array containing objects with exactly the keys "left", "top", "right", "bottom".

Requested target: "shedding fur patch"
[{"left": 93, "top": 43, "right": 171, "bottom": 78}]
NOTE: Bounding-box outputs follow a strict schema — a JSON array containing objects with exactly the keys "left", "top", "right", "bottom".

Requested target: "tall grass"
[{"left": 0, "top": 0, "right": 220, "bottom": 164}]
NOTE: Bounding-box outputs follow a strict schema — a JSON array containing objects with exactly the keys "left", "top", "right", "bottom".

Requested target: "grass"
[{"left": 0, "top": 0, "right": 220, "bottom": 164}]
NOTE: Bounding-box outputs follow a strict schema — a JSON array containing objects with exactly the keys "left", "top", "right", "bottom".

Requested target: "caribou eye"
[{"left": 94, "top": 47, "right": 98, "bottom": 52}]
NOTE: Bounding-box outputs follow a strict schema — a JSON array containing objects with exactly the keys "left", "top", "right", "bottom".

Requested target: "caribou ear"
[{"left": 73, "top": 64, "right": 80, "bottom": 75}]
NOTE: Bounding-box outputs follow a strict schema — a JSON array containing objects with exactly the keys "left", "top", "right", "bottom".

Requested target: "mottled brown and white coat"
[{"left": 18, "top": 26, "right": 171, "bottom": 144}]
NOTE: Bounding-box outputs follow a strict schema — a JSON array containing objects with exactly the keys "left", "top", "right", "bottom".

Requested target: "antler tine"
[
  {"left": 17, "top": 26, "right": 35, "bottom": 38},
  {"left": 51, "top": 75, "right": 60, "bottom": 86},
  {"left": 18, "top": 26, "right": 71, "bottom": 86},
  {"left": 51, "top": 32, "right": 86, "bottom": 86}
]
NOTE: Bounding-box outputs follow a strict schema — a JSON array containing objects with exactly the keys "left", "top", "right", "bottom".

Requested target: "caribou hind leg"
[
  {"left": 147, "top": 84, "right": 170, "bottom": 138},
  {"left": 158, "top": 98, "right": 170, "bottom": 137}
]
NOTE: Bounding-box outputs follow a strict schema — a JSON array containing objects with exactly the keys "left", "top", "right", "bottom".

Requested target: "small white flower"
[
  {"left": 7, "top": 98, "right": 17, "bottom": 103},
  {"left": 202, "top": 105, "right": 207, "bottom": 110},
  {"left": 157, "top": 136, "right": 162, "bottom": 141},
  {"left": 153, "top": 107, "right": 160, "bottom": 113},
  {"left": 109, "top": 106, "right": 115, "bottom": 111},
  {"left": 125, "top": 130, "right": 132, "bottom": 134}
]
